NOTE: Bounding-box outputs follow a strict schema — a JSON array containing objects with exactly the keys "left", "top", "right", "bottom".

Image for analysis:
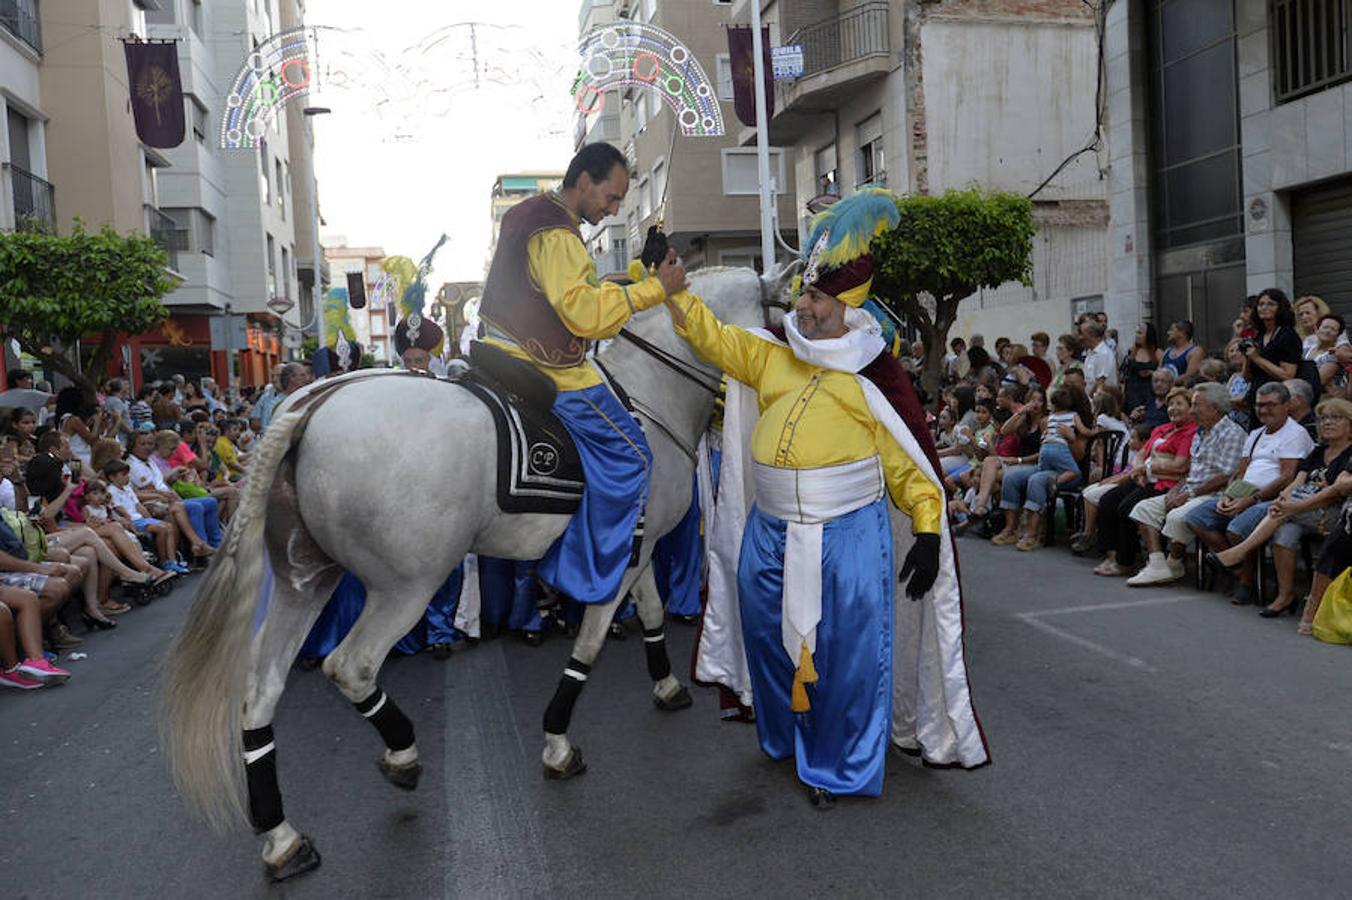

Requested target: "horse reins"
[{"left": 615, "top": 328, "right": 721, "bottom": 396}]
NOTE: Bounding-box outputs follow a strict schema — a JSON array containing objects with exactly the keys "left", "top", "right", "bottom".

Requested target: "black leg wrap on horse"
[
  {"left": 243, "top": 726, "right": 284, "bottom": 834},
  {"left": 643, "top": 628, "right": 671, "bottom": 681},
  {"left": 543, "top": 658, "right": 590, "bottom": 734},
  {"left": 354, "top": 688, "right": 415, "bottom": 753}
]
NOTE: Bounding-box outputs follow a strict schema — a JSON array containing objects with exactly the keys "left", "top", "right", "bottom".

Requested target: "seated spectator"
[
  {"left": 0, "top": 513, "right": 109, "bottom": 630},
  {"left": 0, "top": 586, "right": 70, "bottom": 688},
  {"left": 1225, "top": 339, "right": 1255, "bottom": 431},
  {"left": 1071, "top": 422, "right": 1153, "bottom": 553},
  {"left": 103, "top": 459, "right": 186, "bottom": 573},
  {"left": 181, "top": 381, "right": 210, "bottom": 416},
  {"left": 1161, "top": 320, "right": 1205, "bottom": 379},
  {"left": 1198, "top": 357, "right": 1229, "bottom": 384},
  {"left": 1125, "top": 383, "right": 1247, "bottom": 585},
  {"left": 991, "top": 386, "right": 1090, "bottom": 551},
  {"left": 151, "top": 383, "right": 182, "bottom": 429},
  {"left": 1233, "top": 297, "right": 1259, "bottom": 341},
  {"left": 1187, "top": 381, "right": 1315, "bottom": 605},
  {"left": 1293, "top": 294, "right": 1344, "bottom": 354},
  {"left": 1090, "top": 387, "right": 1196, "bottom": 576},
  {"left": 103, "top": 378, "right": 133, "bottom": 446},
  {"left": 55, "top": 387, "right": 103, "bottom": 474},
  {"left": 1131, "top": 367, "right": 1175, "bottom": 428},
  {"left": 1283, "top": 378, "right": 1318, "bottom": 441},
  {"left": 2, "top": 406, "right": 37, "bottom": 473},
  {"left": 1306, "top": 313, "right": 1345, "bottom": 392},
  {"left": 1052, "top": 333, "right": 1079, "bottom": 386},
  {"left": 1299, "top": 472, "right": 1352, "bottom": 634},
  {"left": 971, "top": 386, "right": 1044, "bottom": 518},
  {"left": 183, "top": 422, "right": 240, "bottom": 519},
  {"left": 130, "top": 385, "right": 155, "bottom": 431},
  {"left": 1208, "top": 398, "right": 1352, "bottom": 616},
  {"left": 1121, "top": 323, "right": 1161, "bottom": 414},
  {"left": 89, "top": 438, "right": 124, "bottom": 481},
  {"left": 78, "top": 479, "right": 174, "bottom": 585},
  {"left": 1062, "top": 364, "right": 1088, "bottom": 394},
  {"left": 5, "top": 368, "right": 33, "bottom": 391},
  {"left": 126, "top": 430, "right": 220, "bottom": 557},
  {"left": 944, "top": 337, "right": 967, "bottom": 382},
  {"left": 1243, "top": 288, "right": 1302, "bottom": 408},
  {"left": 213, "top": 418, "right": 248, "bottom": 479}
]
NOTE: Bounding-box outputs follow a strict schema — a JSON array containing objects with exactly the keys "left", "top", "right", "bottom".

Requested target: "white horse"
[{"left": 160, "top": 266, "right": 787, "bottom": 880}]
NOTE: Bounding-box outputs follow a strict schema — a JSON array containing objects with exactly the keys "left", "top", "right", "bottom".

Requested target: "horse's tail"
[{"left": 160, "top": 402, "right": 310, "bottom": 833}]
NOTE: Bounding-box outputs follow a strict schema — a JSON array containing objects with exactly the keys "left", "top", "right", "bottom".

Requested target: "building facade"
[
  {"left": 144, "top": 0, "right": 304, "bottom": 388},
  {"left": 1, "top": 0, "right": 50, "bottom": 234},
  {"left": 735, "top": 0, "right": 1109, "bottom": 343},
  {"left": 1106, "top": 0, "right": 1352, "bottom": 352},
  {"left": 323, "top": 242, "right": 393, "bottom": 364},
  {"left": 577, "top": 0, "right": 798, "bottom": 276}
]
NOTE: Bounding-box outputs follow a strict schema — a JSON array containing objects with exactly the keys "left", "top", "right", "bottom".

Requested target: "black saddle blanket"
[{"left": 458, "top": 376, "right": 584, "bottom": 516}]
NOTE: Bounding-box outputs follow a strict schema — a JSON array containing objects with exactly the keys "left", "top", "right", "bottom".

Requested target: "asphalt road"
[{"left": 3, "top": 539, "right": 1350, "bottom": 899}]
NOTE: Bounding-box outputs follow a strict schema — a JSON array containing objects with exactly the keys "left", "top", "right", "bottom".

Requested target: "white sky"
[{"left": 306, "top": 0, "right": 580, "bottom": 283}]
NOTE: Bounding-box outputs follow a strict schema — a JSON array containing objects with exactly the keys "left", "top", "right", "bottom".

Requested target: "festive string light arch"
[
  {"left": 574, "top": 23, "right": 724, "bottom": 137},
  {"left": 221, "top": 26, "right": 322, "bottom": 149}
]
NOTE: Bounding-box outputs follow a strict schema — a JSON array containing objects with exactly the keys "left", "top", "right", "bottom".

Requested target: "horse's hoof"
[
  {"left": 543, "top": 746, "right": 586, "bottom": 780},
  {"left": 378, "top": 759, "right": 422, "bottom": 791},
  {"left": 265, "top": 835, "right": 322, "bottom": 882},
  {"left": 653, "top": 685, "right": 693, "bottom": 712},
  {"left": 807, "top": 787, "right": 836, "bottom": 810}
]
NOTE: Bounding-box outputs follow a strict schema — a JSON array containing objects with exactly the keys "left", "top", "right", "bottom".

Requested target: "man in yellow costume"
[
  {"left": 478, "top": 143, "right": 686, "bottom": 606},
  {"left": 661, "top": 190, "right": 988, "bottom": 807}
]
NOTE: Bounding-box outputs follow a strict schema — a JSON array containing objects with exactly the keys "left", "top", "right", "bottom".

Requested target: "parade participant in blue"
[
  {"left": 662, "top": 190, "right": 989, "bottom": 807},
  {"left": 477, "top": 143, "right": 687, "bottom": 606}
]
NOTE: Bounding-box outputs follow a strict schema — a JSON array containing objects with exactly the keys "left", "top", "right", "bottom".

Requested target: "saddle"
[{"left": 456, "top": 342, "right": 585, "bottom": 515}]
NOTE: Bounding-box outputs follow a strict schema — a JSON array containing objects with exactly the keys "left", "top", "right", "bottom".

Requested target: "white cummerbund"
[{"left": 752, "top": 455, "right": 886, "bottom": 525}]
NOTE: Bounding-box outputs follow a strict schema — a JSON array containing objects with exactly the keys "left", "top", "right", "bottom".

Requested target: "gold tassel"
[{"left": 790, "top": 640, "right": 818, "bottom": 713}]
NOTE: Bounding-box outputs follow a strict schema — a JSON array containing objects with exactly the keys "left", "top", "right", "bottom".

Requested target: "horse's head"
[{"left": 686, "top": 260, "right": 801, "bottom": 332}]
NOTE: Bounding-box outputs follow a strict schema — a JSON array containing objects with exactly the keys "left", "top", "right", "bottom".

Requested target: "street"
[{"left": 3, "top": 540, "right": 1349, "bottom": 899}]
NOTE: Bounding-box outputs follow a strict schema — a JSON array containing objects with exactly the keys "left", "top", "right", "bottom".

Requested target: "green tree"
[
  {"left": 0, "top": 223, "right": 175, "bottom": 396},
  {"left": 872, "top": 189, "right": 1036, "bottom": 402}
]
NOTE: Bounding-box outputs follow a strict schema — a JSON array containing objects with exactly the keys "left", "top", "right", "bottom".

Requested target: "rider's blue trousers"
[{"left": 539, "top": 383, "right": 652, "bottom": 604}]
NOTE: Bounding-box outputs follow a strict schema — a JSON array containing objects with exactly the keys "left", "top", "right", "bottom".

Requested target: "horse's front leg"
[
  {"left": 630, "top": 564, "right": 693, "bottom": 711},
  {"left": 541, "top": 592, "right": 624, "bottom": 778}
]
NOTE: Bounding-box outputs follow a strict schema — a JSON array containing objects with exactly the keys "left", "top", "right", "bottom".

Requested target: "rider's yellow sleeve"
[
  {"left": 877, "top": 429, "right": 942, "bottom": 533},
  {"left": 667, "top": 290, "right": 772, "bottom": 388},
  {"left": 527, "top": 229, "right": 667, "bottom": 340}
]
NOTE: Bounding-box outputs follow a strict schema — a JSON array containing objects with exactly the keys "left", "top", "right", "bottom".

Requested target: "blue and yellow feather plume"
[{"left": 801, "top": 188, "right": 899, "bottom": 268}]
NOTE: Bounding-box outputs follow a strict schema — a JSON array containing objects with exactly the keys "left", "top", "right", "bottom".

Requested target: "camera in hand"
[{"left": 1237, "top": 340, "right": 1255, "bottom": 353}]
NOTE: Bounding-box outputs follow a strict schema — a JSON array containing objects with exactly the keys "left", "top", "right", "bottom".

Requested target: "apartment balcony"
[
  {"left": 0, "top": 0, "right": 42, "bottom": 54},
  {"left": 766, "top": 1, "right": 892, "bottom": 144},
  {"left": 146, "top": 205, "right": 180, "bottom": 272},
  {"left": 5, "top": 163, "right": 53, "bottom": 231}
]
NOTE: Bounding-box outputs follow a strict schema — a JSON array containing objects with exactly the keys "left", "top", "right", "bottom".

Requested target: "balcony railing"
[
  {"left": 147, "top": 205, "right": 180, "bottom": 271},
  {"left": 0, "top": 0, "right": 42, "bottom": 54},
  {"left": 1272, "top": 0, "right": 1352, "bottom": 103},
  {"left": 5, "top": 163, "right": 53, "bottom": 231},
  {"left": 790, "top": 1, "right": 889, "bottom": 80}
]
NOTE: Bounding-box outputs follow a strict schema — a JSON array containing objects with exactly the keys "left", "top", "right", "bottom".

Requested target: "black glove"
[
  {"left": 899, "top": 533, "right": 941, "bottom": 601},
  {"left": 640, "top": 226, "right": 670, "bottom": 271}
]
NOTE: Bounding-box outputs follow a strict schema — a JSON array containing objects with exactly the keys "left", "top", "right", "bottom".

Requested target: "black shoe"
[
  {"left": 81, "top": 612, "right": 117, "bottom": 631},
  {"left": 807, "top": 787, "right": 835, "bottom": 809},
  {"left": 667, "top": 612, "right": 699, "bottom": 626},
  {"left": 1230, "top": 582, "right": 1255, "bottom": 606},
  {"left": 522, "top": 631, "right": 544, "bottom": 647},
  {"left": 1258, "top": 599, "right": 1299, "bottom": 618},
  {"left": 1204, "top": 551, "right": 1240, "bottom": 576},
  {"left": 430, "top": 642, "right": 452, "bottom": 660}
]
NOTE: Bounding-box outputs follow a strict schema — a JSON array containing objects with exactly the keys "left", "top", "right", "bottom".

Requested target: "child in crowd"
[
  {"left": 102, "top": 460, "right": 188, "bottom": 574},
  {"left": 79, "top": 479, "right": 176, "bottom": 583},
  {"left": 1070, "top": 422, "right": 1154, "bottom": 553},
  {"left": 1040, "top": 386, "right": 1094, "bottom": 488}
]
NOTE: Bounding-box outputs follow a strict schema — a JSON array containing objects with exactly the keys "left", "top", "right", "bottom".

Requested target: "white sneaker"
[
  {"left": 1126, "top": 554, "right": 1175, "bottom": 587},
  {"left": 1167, "top": 557, "right": 1186, "bottom": 580}
]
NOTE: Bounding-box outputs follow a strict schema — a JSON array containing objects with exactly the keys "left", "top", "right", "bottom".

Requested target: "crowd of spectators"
[
  {"left": 926, "top": 289, "right": 1352, "bottom": 641},
  {"left": 0, "top": 362, "right": 316, "bottom": 690}
]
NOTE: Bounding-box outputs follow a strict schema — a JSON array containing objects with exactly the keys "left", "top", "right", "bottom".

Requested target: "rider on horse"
[{"left": 478, "top": 142, "right": 687, "bottom": 605}]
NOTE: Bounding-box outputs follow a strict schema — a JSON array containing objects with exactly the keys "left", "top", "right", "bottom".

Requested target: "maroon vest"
[{"left": 480, "top": 193, "right": 588, "bottom": 368}]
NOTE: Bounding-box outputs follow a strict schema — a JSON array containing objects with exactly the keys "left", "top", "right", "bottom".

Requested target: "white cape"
[{"left": 693, "top": 326, "right": 989, "bottom": 769}]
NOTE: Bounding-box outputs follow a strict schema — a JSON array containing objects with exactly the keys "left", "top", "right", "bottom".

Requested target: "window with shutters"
[{"left": 855, "top": 113, "right": 885, "bottom": 189}]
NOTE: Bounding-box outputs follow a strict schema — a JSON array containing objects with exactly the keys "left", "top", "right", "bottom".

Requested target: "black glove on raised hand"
[{"left": 899, "top": 533, "right": 941, "bottom": 601}]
